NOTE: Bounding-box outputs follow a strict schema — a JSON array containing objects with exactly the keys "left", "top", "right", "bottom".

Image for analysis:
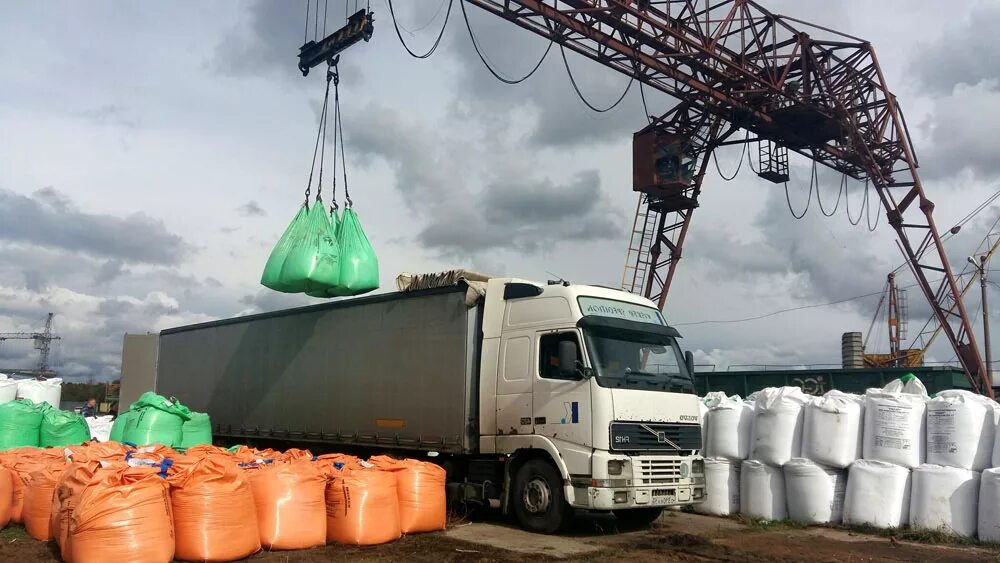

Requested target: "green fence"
[{"left": 695, "top": 366, "right": 971, "bottom": 397}]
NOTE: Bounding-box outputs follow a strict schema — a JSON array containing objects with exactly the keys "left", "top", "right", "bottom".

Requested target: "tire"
[
  {"left": 512, "top": 458, "right": 574, "bottom": 534},
  {"left": 614, "top": 507, "right": 664, "bottom": 529}
]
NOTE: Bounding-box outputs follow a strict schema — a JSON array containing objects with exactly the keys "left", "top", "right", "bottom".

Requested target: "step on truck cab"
[{"left": 141, "top": 270, "right": 704, "bottom": 534}]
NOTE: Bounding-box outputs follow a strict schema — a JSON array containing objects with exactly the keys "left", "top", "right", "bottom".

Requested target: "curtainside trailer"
[{"left": 146, "top": 272, "right": 705, "bottom": 533}]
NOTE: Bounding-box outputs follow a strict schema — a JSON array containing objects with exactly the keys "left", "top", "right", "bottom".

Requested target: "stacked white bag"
[
  {"left": 862, "top": 376, "right": 928, "bottom": 468},
  {"left": 85, "top": 414, "right": 114, "bottom": 442},
  {"left": 783, "top": 458, "right": 847, "bottom": 524},
  {"left": 740, "top": 459, "right": 786, "bottom": 521},
  {"left": 909, "top": 464, "right": 980, "bottom": 537},
  {"left": 704, "top": 394, "right": 753, "bottom": 460},
  {"left": 15, "top": 377, "right": 62, "bottom": 408},
  {"left": 801, "top": 390, "right": 864, "bottom": 468},
  {"left": 842, "top": 459, "right": 911, "bottom": 528},
  {"left": 696, "top": 458, "right": 740, "bottom": 516},
  {"left": 698, "top": 391, "right": 728, "bottom": 450},
  {"left": 749, "top": 386, "right": 809, "bottom": 466},
  {"left": 925, "top": 390, "right": 998, "bottom": 471},
  {"left": 0, "top": 374, "right": 17, "bottom": 403},
  {"left": 978, "top": 468, "right": 1000, "bottom": 541}
]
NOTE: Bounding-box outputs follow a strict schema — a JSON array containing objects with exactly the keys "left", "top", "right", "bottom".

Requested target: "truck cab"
[{"left": 477, "top": 278, "right": 704, "bottom": 533}]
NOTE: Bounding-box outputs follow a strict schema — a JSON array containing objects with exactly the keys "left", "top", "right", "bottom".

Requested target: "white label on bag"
[
  {"left": 874, "top": 404, "right": 914, "bottom": 450},
  {"left": 927, "top": 408, "right": 958, "bottom": 454}
]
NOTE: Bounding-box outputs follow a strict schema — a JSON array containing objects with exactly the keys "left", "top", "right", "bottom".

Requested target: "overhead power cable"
[
  {"left": 387, "top": 0, "right": 454, "bottom": 59},
  {"left": 458, "top": 0, "right": 552, "bottom": 84},
  {"left": 674, "top": 277, "right": 942, "bottom": 327}
]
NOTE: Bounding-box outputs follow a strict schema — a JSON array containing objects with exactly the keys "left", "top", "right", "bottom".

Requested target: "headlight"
[
  {"left": 692, "top": 459, "right": 704, "bottom": 475},
  {"left": 608, "top": 460, "right": 625, "bottom": 475}
]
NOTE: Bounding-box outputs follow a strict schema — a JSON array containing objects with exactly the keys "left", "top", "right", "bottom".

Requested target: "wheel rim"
[{"left": 523, "top": 477, "right": 552, "bottom": 514}]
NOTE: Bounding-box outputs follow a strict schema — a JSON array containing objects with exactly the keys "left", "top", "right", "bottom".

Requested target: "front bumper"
[{"left": 588, "top": 484, "right": 704, "bottom": 510}]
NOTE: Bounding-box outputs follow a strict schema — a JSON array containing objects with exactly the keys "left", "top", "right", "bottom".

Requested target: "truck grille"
[
  {"left": 636, "top": 458, "right": 683, "bottom": 486},
  {"left": 609, "top": 422, "right": 700, "bottom": 453}
]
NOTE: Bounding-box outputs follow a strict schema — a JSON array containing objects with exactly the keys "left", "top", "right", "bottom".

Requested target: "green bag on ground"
[
  {"left": 179, "top": 411, "right": 212, "bottom": 449},
  {"left": 327, "top": 207, "right": 378, "bottom": 296},
  {"left": 261, "top": 204, "right": 312, "bottom": 293},
  {"left": 281, "top": 197, "right": 341, "bottom": 294},
  {"left": 123, "top": 392, "right": 192, "bottom": 447},
  {"left": 110, "top": 409, "right": 132, "bottom": 443},
  {"left": 0, "top": 399, "right": 43, "bottom": 450},
  {"left": 40, "top": 408, "right": 92, "bottom": 447}
]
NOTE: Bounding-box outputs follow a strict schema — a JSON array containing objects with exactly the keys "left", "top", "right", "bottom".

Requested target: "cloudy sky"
[{"left": 2, "top": 0, "right": 1000, "bottom": 381}]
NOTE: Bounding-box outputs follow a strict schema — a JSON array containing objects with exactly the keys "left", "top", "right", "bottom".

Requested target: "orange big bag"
[
  {"left": 168, "top": 456, "right": 261, "bottom": 561},
  {"left": 0, "top": 466, "right": 13, "bottom": 528},
  {"left": 248, "top": 460, "right": 327, "bottom": 550},
  {"left": 325, "top": 467, "right": 401, "bottom": 545},
  {"left": 370, "top": 456, "right": 447, "bottom": 533},
  {"left": 52, "top": 461, "right": 105, "bottom": 563},
  {"left": 69, "top": 465, "right": 174, "bottom": 563},
  {"left": 23, "top": 463, "right": 67, "bottom": 540},
  {"left": 4, "top": 447, "right": 64, "bottom": 523}
]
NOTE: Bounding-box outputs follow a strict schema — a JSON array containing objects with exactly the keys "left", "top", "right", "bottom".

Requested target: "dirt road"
[{"left": 1, "top": 512, "right": 996, "bottom": 562}]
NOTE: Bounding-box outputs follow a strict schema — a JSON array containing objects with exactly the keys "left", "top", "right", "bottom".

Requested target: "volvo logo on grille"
[{"left": 641, "top": 424, "right": 681, "bottom": 449}]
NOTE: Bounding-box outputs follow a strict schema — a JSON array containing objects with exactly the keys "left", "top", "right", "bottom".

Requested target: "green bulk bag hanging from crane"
[
  {"left": 282, "top": 197, "right": 341, "bottom": 294},
  {"left": 40, "top": 408, "right": 92, "bottom": 447},
  {"left": 260, "top": 204, "right": 313, "bottom": 293},
  {"left": 330, "top": 206, "right": 379, "bottom": 296},
  {"left": 306, "top": 204, "right": 343, "bottom": 298}
]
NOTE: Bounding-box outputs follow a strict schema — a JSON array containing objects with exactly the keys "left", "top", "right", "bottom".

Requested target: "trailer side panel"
[{"left": 156, "top": 289, "right": 479, "bottom": 453}]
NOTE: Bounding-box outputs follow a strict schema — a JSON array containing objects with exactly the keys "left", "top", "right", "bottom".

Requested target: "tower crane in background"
[
  {"left": 301, "top": 1, "right": 992, "bottom": 396},
  {"left": 0, "top": 313, "right": 61, "bottom": 378}
]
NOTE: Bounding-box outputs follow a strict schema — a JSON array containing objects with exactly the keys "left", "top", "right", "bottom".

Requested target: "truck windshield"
[{"left": 583, "top": 327, "right": 694, "bottom": 393}]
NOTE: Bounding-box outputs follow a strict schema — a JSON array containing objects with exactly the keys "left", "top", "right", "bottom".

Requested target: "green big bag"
[
  {"left": 260, "top": 204, "right": 312, "bottom": 293},
  {"left": 179, "top": 411, "right": 212, "bottom": 449},
  {"left": 327, "top": 207, "right": 378, "bottom": 296},
  {"left": 40, "top": 408, "right": 92, "bottom": 447},
  {"left": 0, "top": 399, "right": 44, "bottom": 450},
  {"left": 110, "top": 409, "right": 132, "bottom": 443},
  {"left": 278, "top": 197, "right": 340, "bottom": 295},
  {"left": 122, "top": 392, "right": 192, "bottom": 447}
]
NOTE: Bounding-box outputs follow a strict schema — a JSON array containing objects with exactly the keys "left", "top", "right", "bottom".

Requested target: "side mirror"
[
  {"left": 685, "top": 350, "right": 695, "bottom": 376},
  {"left": 558, "top": 340, "right": 578, "bottom": 377}
]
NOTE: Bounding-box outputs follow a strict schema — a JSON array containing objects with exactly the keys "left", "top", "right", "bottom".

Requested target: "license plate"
[{"left": 651, "top": 494, "right": 675, "bottom": 506}]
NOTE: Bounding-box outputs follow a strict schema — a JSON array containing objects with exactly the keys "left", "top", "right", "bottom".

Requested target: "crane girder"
[{"left": 464, "top": 0, "right": 991, "bottom": 394}]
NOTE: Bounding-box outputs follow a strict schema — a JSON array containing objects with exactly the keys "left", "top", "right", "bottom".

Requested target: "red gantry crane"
[{"left": 302, "top": 1, "right": 992, "bottom": 395}]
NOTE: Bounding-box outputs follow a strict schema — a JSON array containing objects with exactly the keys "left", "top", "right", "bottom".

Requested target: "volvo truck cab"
[{"left": 477, "top": 278, "right": 704, "bottom": 533}]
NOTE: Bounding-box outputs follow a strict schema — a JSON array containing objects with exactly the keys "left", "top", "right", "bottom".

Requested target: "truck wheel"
[
  {"left": 614, "top": 507, "right": 664, "bottom": 529},
  {"left": 512, "top": 459, "right": 573, "bottom": 534}
]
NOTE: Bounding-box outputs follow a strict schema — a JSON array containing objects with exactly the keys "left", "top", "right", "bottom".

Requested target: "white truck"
[{"left": 141, "top": 271, "right": 704, "bottom": 533}]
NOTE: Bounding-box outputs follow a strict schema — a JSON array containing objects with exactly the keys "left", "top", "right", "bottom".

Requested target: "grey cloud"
[
  {"left": 910, "top": 3, "right": 1000, "bottom": 94},
  {"left": 94, "top": 259, "right": 127, "bottom": 286},
  {"left": 917, "top": 82, "right": 1000, "bottom": 181},
  {"left": 238, "top": 200, "right": 267, "bottom": 217},
  {"left": 81, "top": 104, "right": 139, "bottom": 130},
  {"left": 0, "top": 187, "right": 192, "bottom": 265},
  {"left": 238, "top": 289, "right": 314, "bottom": 315},
  {"left": 440, "top": 3, "right": 652, "bottom": 148}
]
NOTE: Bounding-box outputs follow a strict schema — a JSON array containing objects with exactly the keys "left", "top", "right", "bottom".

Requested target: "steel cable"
[
  {"left": 711, "top": 141, "right": 746, "bottom": 182},
  {"left": 558, "top": 42, "right": 633, "bottom": 112},
  {"left": 814, "top": 163, "right": 845, "bottom": 217},
  {"left": 388, "top": 0, "right": 454, "bottom": 59},
  {"left": 458, "top": 0, "right": 552, "bottom": 84},
  {"left": 784, "top": 179, "right": 812, "bottom": 219}
]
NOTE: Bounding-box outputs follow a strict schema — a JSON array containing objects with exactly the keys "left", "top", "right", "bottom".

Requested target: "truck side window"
[{"left": 539, "top": 333, "right": 582, "bottom": 380}]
